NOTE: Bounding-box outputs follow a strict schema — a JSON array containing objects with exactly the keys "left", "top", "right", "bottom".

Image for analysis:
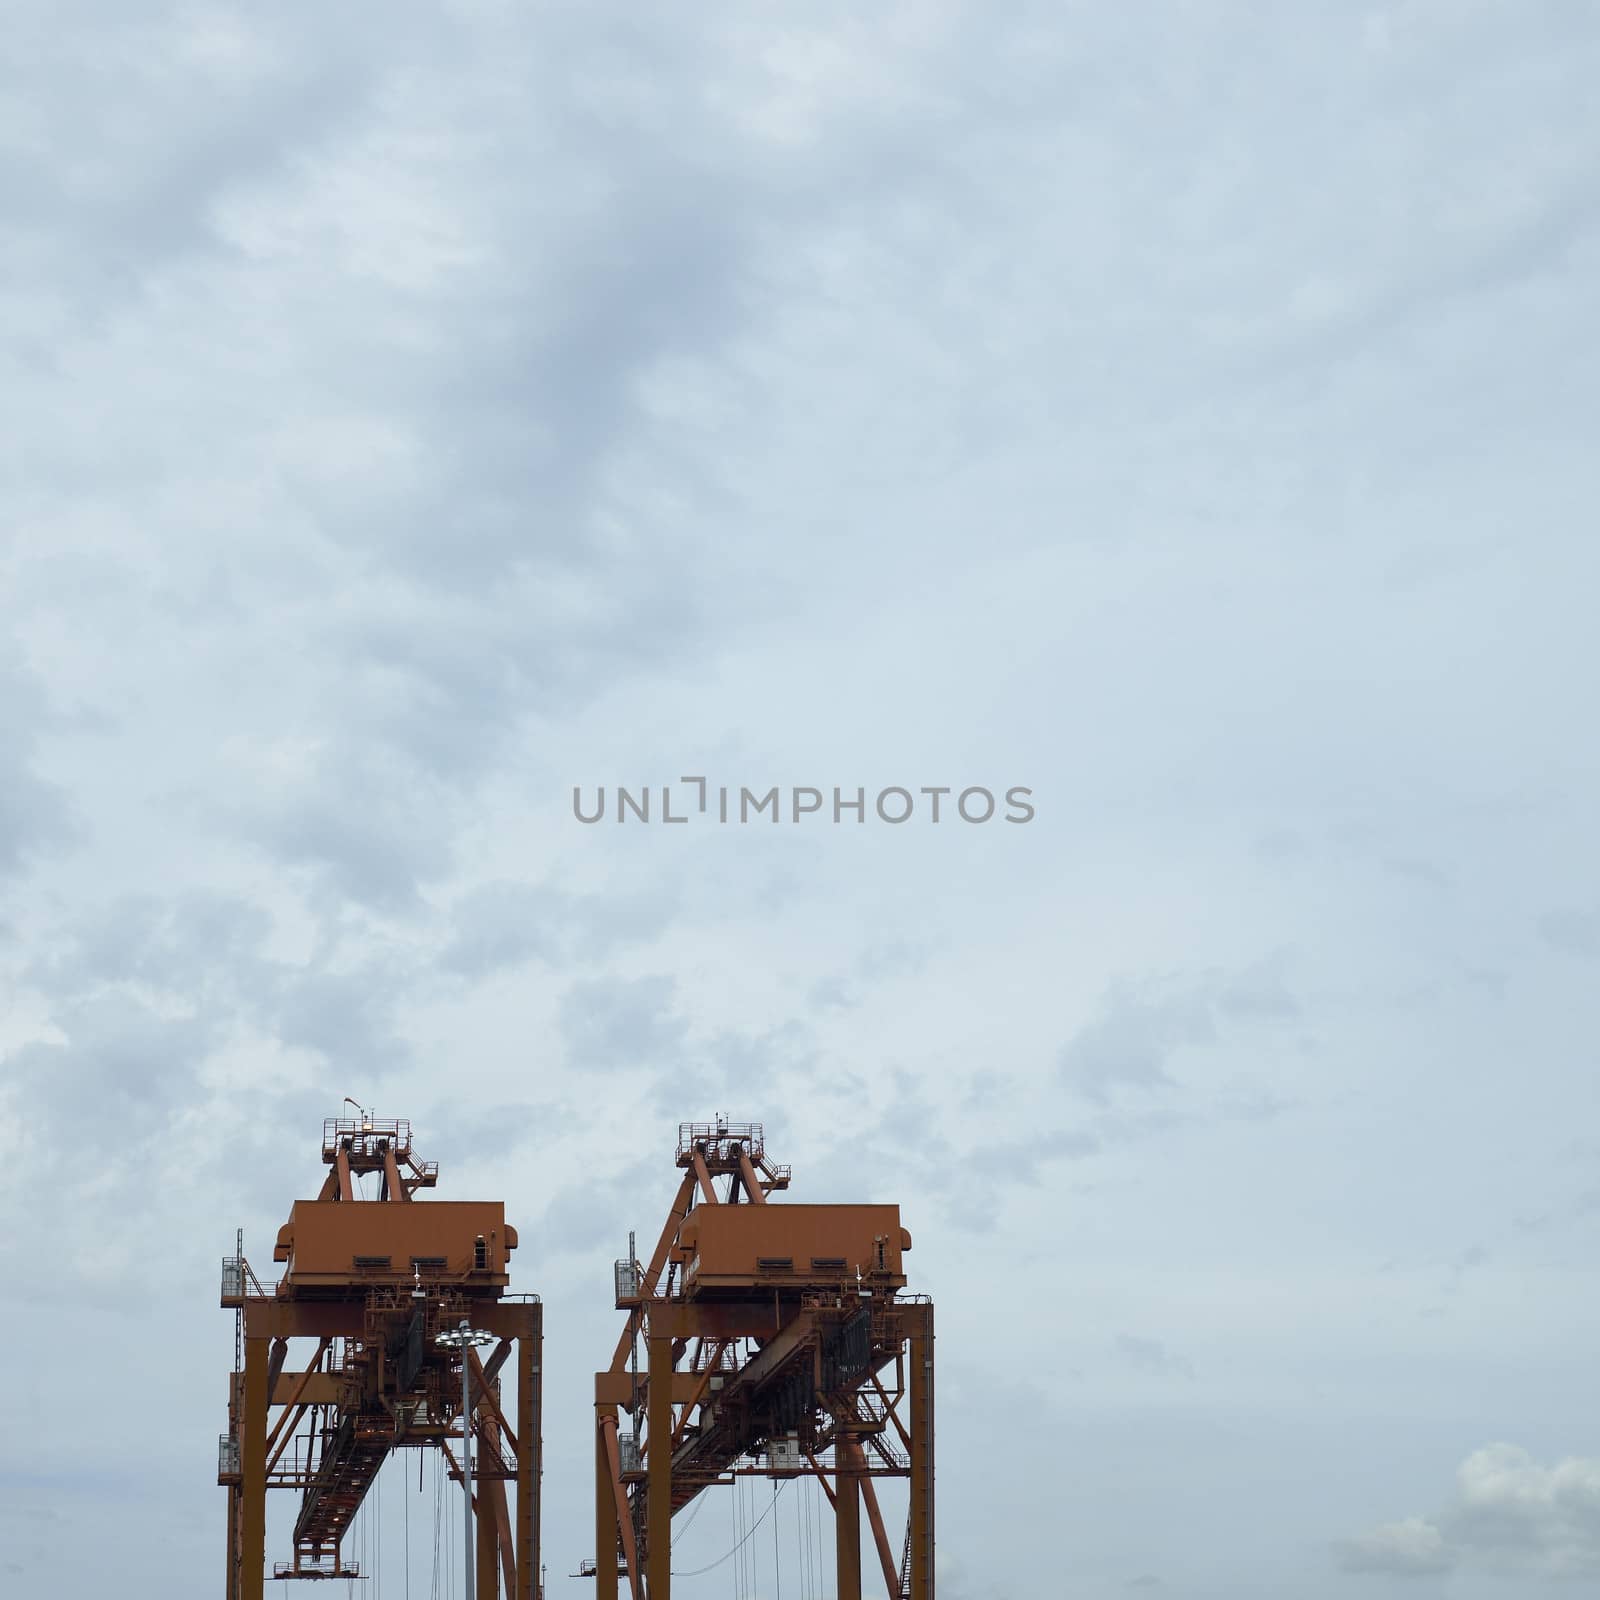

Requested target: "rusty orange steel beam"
[
  {"left": 266, "top": 1337, "right": 288, "bottom": 1394},
  {"left": 438, "top": 1437, "right": 491, "bottom": 1514},
  {"left": 608, "top": 1171, "right": 696, "bottom": 1373},
  {"left": 483, "top": 1337, "right": 513, "bottom": 1388},
  {"left": 691, "top": 1149, "right": 718, "bottom": 1205},
  {"left": 265, "top": 1404, "right": 312, "bottom": 1478},
  {"left": 263, "top": 1339, "right": 329, "bottom": 1462},
  {"left": 599, "top": 1413, "right": 644, "bottom": 1600},
  {"left": 803, "top": 1449, "right": 840, "bottom": 1512},
  {"left": 855, "top": 1441, "right": 901, "bottom": 1600},
  {"left": 383, "top": 1143, "right": 409, "bottom": 1202},
  {"left": 670, "top": 1341, "right": 727, "bottom": 1450},
  {"left": 481, "top": 1408, "right": 518, "bottom": 1597},
  {"left": 869, "top": 1372, "right": 912, "bottom": 1455},
  {"left": 736, "top": 1146, "right": 768, "bottom": 1203},
  {"left": 469, "top": 1347, "right": 518, "bottom": 1453}
]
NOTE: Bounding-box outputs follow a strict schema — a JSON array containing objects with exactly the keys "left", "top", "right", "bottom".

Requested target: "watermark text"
[{"left": 572, "top": 780, "right": 1035, "bottom": 825}]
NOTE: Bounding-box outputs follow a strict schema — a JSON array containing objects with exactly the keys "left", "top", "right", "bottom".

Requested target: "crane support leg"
[
  {"left": 596, "top": 1406, "right": 620, "bottom": 1600},
  {"left": 478, "top": 1477, "right": 498, "bottom": 1600},
  {"left": 517, "top": 1325, "right": 538, "bottom": 1600},
  {"left": 910, "top": 1309, "right": 935, "bottom": 1600},
  {"left": 240, "top": 1335, "right": 268, "bottom": 1600},
  {"left": 858, "top": 1452, "right": 901, "bottom": 1600},
  {"left": 647, "top": 1333, "right": 673, "bottom": 1600},
  {"left": 837, "top": 1453, "right": 862, "bottom": 1600},
  {"left": 599, "top": 1411, "right": 643, "bottom": 1600},
  {"left": 225, "top": 1483, "right": 239, "bottom": 1600}
]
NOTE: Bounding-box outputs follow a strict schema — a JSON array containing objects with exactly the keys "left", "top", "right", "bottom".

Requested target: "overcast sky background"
[{"left": 3, "top": 2, "right": 1600, "bottom": 1596}]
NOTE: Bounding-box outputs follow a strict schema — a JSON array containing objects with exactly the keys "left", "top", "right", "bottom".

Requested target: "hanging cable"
[
  {"left": 731, "top": 1467, "right": 743, "bottom": 1600},
  {"left": 773, "top": 1479, "right": 782, "bottom": 1600},
  {"left": 796, "top": 1475, "right": 808, "bottom": 1600},
  {"left": 742, "top": 1469, "right": 752, "bottom": 1600},
  {"left": 677, "top": 1477, "right": 792, "bottom": 1579},
  {"left": 812, "top": 1474, "right": 822, "bottom": 1600},
  {"left": 746, "top": 1470, "right": 756, "bottom": 1599},
  {"left": 675, "top": 1485, "right": 711, "bottom": 1541},
  {"left": 431, "top": 1448, "right": 443, "bottom": 1600}
]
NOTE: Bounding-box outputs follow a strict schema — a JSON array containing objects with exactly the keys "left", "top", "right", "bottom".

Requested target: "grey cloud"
[
  {"left": 1114, "top": 1334, "right": 1194, "bottom": 1381},
  {"left": 4, "top": 990, "right": 210, "bottom": 1147},
  {"left": 558, "top": 973, "right": 687, "bottom": 1075},
  {"left": 1061, "top": 967, "right": 1300, "bottom": 1104},
  {"left": 0, "top": 992, "right": 219, "bottom": 1303},
  {"left": 442, "top": 878, "right": 679, "bottom": 978},
  {"left": 1537, "top": 906, "right": 1600, "bottom": 957},
  {"left": 0, "top": 753, "right": 71, "bottom": 878},
  {"left": 1216, "top": 967, "right": 1302, "bottom": 1021},
  {"left": 807, "top": 973, "right": 856, "bottom": 1011},
  {"left": 0, "top": 658, "right": 75, "bottom": 877},
  {"left": 1213, "top": 1082, "right": 1298, "bottom": 1124},
  {"left": 1379, "top": 856, "right": 1451, "bottom": 892},
  {"left": 806, "top": 939, "right": 937, "bottom": 1011},
  {"left": 26, "top": 890, "right": 273, "bottom": 995},
  {"left": 1060, "top": 983, "right": 1216, "bottom": 1102},
  {"left": 26, "top": 889, "right": 418, "bottom": 1083},
  {"left": 441, "top": 882, "right": 567, "bottom": 976},
  {"left": 629, "top": 1018, "right": 824, "bottom": 1121},
  {"left": 187, "top": 1081, "right": 363, "bottom": 1216},
  {"left": 534, "top": 1155, "right": 659, "bottom": 1260},
  {"left": 862, "top": 1067, "right": 1102, "bottom": 1233},
  {"left": 271, "top": 967, "right": 412, "bottom": 1080},
  {"left": 1094, "top": 1108, "right": 1198, "bottom": 1146},
  {"left": 1, "top": 7, "right": 381, "bottom": 313},
  {"left": 934, "top": 1128, "right": 1101, "bottom": 1234},
  {"left": 423, "top": 1098, "right": 564, "bottom": 1171},
  {"left": 236, "top": 739, "right": 461, "bottom": 910}
]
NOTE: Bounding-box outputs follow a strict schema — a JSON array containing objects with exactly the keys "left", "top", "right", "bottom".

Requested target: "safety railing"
[{"left": 614, "top": 1258, "right": 641, "bottom": 1304}]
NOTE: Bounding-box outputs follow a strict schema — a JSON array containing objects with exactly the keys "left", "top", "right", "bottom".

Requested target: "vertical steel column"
[
  {"left": 479, "top": 1471, "right": 499, "bottom": 1600},
  {"left": 226, "top": 1355, "right": 241, "bottom": 1597},
  {"left": 596, "top": 1405, "right": 620, "bottom": 1600},
  {"left": 463, "top": 1347, "right": 476, "bottom": 1600},
  {"left": 910, "top": 1308, "right": 935, "bottom": 1600},
  {"left": 857, "top": 1449, "right": 901, "bottom": 1600},
  {"left": 517, "top": 1323, "right": 538, "bottom": 1600},
  {"left": 240, "top": 1335, "right": 268, "bottom": 1600},
  {"left": 646, "top": 1332, "right": 673, "bottom": 1600},
  {"left": 836, "top": 1446, "right": 862, "bottom": 1600},
  {"left": 225, "top": 1484, "right": 240, "bottom": 1600}
]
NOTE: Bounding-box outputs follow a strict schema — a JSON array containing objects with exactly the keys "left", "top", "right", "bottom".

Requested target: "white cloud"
[
  {"left": 1340, "top": 1445, "right": 1600, "bottom": 1579},
  {"left": 1337, "top": 1515, "right": 1451, "bottom": 1576}
]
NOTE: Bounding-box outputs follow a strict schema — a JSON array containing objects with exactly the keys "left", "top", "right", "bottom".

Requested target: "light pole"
[{"left": 437, "top": 1318, "right": 496, "bottom": 1598}]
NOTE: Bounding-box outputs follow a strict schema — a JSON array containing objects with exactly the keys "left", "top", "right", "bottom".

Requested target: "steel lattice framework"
[
  {"left": 220, "top": 1115, "right": 542, "bottom": 1598},
  {"left": 592, "top": 1118, "right": 935, "bottom": 1600}
]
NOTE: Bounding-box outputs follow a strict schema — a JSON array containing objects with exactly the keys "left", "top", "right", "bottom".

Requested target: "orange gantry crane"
[
  {"left": 220, "top": 1113, "right": 542, "bottom": 1597},
  {"left": 593, "top": 1118, "right": 934, "bottom": 1600}
]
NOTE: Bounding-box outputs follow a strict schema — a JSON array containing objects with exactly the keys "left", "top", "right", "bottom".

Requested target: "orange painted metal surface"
[
  {"left": 273, "top": 1200, "right": 515, "bottom": 1288},
  {"left": 678, "top": 1203, "right": 908, "bottom": 1294}
]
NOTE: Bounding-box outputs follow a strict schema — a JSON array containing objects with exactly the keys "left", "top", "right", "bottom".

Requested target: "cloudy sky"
[{"left": 3, "top": 1, "right": 1599, "bottom": 1596}]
